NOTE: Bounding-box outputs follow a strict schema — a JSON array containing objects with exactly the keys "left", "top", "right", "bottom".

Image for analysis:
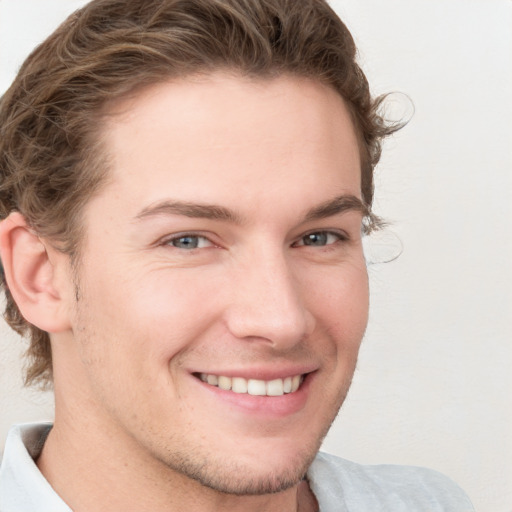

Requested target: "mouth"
[{"left": 195, "top": 373, "right": 305, "bottom": 397}]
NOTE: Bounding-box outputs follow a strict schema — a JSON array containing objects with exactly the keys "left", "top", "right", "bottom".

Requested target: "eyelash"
[
  {"left": 161, "top": 230, "right": 349, "bottom": 251},
  {"left": 162, "top": 233, "right": 214, "bottom": 250},
  {"left": 293, "top": 230, "right": 349, "bottom": 248}
]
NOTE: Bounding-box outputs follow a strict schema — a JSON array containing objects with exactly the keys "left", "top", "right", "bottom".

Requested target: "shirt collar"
[
  {"left": 1, "top": 422, "right": 331, "bottom": 511},
  {"left": 0, "top": 423, "right": 71, "bottom": 511}
]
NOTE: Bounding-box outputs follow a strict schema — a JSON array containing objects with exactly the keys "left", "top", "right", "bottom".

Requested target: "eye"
[
  {"left": 295, "top": 231, "right": 346, "bottom": 247},
  {"left": 165, "top": 234, "right": 213, "bottom": 250}
]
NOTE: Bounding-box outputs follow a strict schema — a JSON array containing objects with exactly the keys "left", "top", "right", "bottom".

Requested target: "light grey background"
[{"left": 1, "top": 1, "right": 511, "bottom": 511}]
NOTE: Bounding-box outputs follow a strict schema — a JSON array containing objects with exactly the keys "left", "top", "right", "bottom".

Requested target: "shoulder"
[{"left": 307, "top": 452, "right": 475, "bottom": 512}]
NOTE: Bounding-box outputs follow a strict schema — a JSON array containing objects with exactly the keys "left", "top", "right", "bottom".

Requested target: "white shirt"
[{"left": 0, "top": 424, "right": 475, "bottom": 512}]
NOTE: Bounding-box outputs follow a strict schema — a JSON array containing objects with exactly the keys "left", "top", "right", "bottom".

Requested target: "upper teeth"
[{"left": 199, "top": 374, "right": 303, "bottom": 396}]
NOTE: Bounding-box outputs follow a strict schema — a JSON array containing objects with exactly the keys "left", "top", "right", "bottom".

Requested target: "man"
[{"left": 0, "top": 0, "right": 474, "bottom": 510}]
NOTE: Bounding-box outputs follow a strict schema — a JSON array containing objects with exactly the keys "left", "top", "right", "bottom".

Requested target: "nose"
[{"left": 224, "top": 248, "right": 315, "bottom": 349}]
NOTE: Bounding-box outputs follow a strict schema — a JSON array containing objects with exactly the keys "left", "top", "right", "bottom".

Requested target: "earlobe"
[{"left": 0, "top": 212, "right": 71, "bottom": 333}]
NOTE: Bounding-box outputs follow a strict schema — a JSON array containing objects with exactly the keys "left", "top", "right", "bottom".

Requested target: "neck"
[{"left": 37, "top": 414, "right": 317, "bottom": 512}]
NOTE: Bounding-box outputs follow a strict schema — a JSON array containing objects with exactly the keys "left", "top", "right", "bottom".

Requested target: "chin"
[
  {"left": 192, "top": 465, "right": 306, "bottom": 496},
  {"left": 163, "top": 440, "right": 320, "bottom": 496}
]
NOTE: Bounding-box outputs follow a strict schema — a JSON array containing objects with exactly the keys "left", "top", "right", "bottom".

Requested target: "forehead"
[{"left": 94, "top": 73, "right": 362, "bottom": 218}]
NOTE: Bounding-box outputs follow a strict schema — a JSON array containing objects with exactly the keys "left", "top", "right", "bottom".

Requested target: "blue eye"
[
  {"left": 167, "top": 235, "right": 211, "bottom": 249},
  {"left": 297, "top": 231, "right": 345, "bottom": 247},
  {"left": 303, "top": 232, "right": 328, "bottom": 246}
]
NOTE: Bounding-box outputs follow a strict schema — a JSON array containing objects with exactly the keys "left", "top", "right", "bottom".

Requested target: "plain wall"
[{"left": 1, "top": 1, "right": 511, "bottom": 511}]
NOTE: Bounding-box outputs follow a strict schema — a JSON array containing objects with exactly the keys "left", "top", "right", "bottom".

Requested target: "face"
[{"left": 61, "top": 74, "right": 369, "bottom": 495}]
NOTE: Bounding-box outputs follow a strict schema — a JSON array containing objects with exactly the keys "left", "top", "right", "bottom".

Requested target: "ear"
[{"left": 0, "top": 212, "right": 72, "bottom": 333}]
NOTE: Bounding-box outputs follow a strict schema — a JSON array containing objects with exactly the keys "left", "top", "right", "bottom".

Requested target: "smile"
[{"left": 197, "top": 373, "right": 304, "bottom": 396}]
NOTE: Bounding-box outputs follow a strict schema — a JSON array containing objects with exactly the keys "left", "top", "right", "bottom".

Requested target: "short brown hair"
[{"left": 0, "top": 0, "right": 398, "bottom": 387}]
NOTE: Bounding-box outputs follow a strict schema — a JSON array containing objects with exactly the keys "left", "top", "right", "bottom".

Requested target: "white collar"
[{"left": 0, "top": 423, "right": 71, "bottom": 512}]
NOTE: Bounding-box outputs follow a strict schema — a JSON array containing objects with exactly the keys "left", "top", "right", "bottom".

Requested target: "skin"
[{"left": 7, "top": 74, "right": 369, "bottom": 511}]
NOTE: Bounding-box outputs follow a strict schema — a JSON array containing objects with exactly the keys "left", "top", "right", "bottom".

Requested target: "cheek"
[
  {"left": 89, "top": 268, "right": 222, "bottom": 363},
  {"left": 303, "top": 261, "right": 369, "bottom": 337}
]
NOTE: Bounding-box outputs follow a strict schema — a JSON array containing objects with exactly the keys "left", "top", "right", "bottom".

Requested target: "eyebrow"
[
  {"left": 135, "top": 200, "right": 243, "bottom": 223},
  {"left": 134, "top": 194, "right": 368, "bottom": 224},
  {"left": 303, "top": 194, "right": 369, "bottom": 221}
]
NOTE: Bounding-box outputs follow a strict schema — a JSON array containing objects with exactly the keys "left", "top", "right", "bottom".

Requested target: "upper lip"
[{"left": 189, "top": 365, "right": 318, "bottom": 381}]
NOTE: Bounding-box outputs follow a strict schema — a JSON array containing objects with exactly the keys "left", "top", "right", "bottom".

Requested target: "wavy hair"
[{"left": 0, "top": 0, "right": 400, "bottom": 387}]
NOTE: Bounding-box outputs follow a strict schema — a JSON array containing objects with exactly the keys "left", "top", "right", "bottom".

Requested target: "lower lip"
[{"left": 193, "top": 373, "right": 313, "bottom": 417}]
